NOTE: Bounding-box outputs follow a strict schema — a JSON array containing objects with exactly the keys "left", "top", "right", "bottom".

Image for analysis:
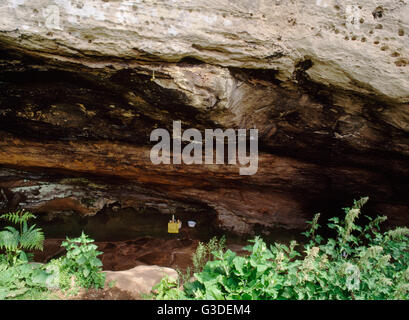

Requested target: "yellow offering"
[{"left": 168, "top": 215, "right": 181, "bottom": 234}]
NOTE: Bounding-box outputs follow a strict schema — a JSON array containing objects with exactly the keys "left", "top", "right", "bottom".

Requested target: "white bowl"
[{"left": 188, "top": 221, "right": 196, "bottom": 228}]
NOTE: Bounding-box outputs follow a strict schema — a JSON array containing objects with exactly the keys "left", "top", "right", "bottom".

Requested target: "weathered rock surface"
[
  {"left": 1, "top": 0, "right": 408, "bottom": 101},
  {"left": 35, "top": 238, "right": 201, "bottom": 271},
  {"left": 0, "top": 0, "right": 408, "bottom": 234},
  {"left": 105, "top": 265, "right": 178, "bottom": 297}
]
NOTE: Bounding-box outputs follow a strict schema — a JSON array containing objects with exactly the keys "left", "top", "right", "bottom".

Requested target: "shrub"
[
  {"left": 154, "top": 197, "right": 409, "bottom": 300},
  {"left": 60, "top": 232, "right": 105, "bottom": 289}
]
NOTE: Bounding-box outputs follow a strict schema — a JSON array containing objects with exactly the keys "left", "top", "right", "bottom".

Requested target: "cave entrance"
[{"left": 30, "top": 205, "right": 232, "bottom": 271}]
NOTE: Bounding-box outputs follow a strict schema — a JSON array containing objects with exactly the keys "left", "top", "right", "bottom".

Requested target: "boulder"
[{"left": 105, "top": 265, "right": 178, "bottom": 298}]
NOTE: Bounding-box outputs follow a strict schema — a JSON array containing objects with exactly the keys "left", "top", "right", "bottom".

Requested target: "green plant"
[
  {"left": 60, "top": 232, "right": 105, "bottom": 289},
  {"left": 177, "top": 266, "right": 192, "bottom": 286},
  {"left": 0, "top": 259, "right": 58, "bottom": 300},
  {"left": 154, "top": 197, "right": 409, "bottom": 300},
  {"left": 192, "top": 236, "right": 226, "bottom": 273},
  {"left": 154, "top": 236, "right": 226, "bottom": 299},
  {"left": 152, "top": 276, "right": 187, "bottom": 300},
  {"left": 46, "top": 257, "right": 74, "bottom": 293},
  {"left": 0, "top": 210, "right": 44, "bottom": 265},
  {"left": 0, "top": 210, "right": 61, "bottom": 300},
  {"left": 179, "top": 236, "right": 225, "bottom": 286},
  {"left": 108, "top": 280, "right": 116, "bottom": 289}
]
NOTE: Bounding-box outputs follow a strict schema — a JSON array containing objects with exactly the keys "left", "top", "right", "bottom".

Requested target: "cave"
[{"left": 0, "top": 0, "right": 408, "bottom": 301}]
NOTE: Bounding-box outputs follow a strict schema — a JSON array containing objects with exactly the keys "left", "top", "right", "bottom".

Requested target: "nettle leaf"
[
  {"left": 195, "top": 271, "right": 217, "bottom": 284},
  {"left": 205, "top": 260, "right": 222, "bottom": 272},
  {"left": 256, "top": 264, "right": 268, "bottom": 274},
  {"left": 222, "top": 277, "right": 238, "bottom": 292},
  {"left": 204, "top": 287, "right": 222, "bottom": 300},
  {"left": 83, "top": 268, "right": 90, "bottom": 278},
  {"left": 91, "top": 258, "right": 103, "bottom": 267},
  {"left": 76, "top": 255, "right": 87, "bottom": 265},
  {"left": 233, "top": 256, "right": 246, "bottom": 275}
]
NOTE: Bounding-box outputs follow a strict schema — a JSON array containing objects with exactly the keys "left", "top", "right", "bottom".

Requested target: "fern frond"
[
  {"left": 4, "top": 226, "right": 19, "bottom": 234},
  {"left": 0, "top": 212, "right": 21, "bottom": 224},
  {"left": 0, "top": 210, "right": 36, "bottom": 225},
  {"left": 19, "top": 225, "right": 44, "bottom": 251},
  {"left": 0, "top": 229, "right": 19, "bottom": 251},
  {"left": 19, "top": 211, "right": 36, "bottom": 224}
]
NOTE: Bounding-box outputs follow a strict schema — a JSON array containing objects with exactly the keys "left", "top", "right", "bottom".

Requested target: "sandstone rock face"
[
  {"left": 1, "top": 0, "right": 408, "bottom": 101},
  {"left": 105, "top": 265, "right": 178, "bottom": 297},
  {"left": 0, "top": 0, "right": 408, "bottom": 234}
]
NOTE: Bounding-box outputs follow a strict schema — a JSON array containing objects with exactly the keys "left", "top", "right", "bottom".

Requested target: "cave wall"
[{"left": 0, "top": 0, "right": 408, "bottom": 234}]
